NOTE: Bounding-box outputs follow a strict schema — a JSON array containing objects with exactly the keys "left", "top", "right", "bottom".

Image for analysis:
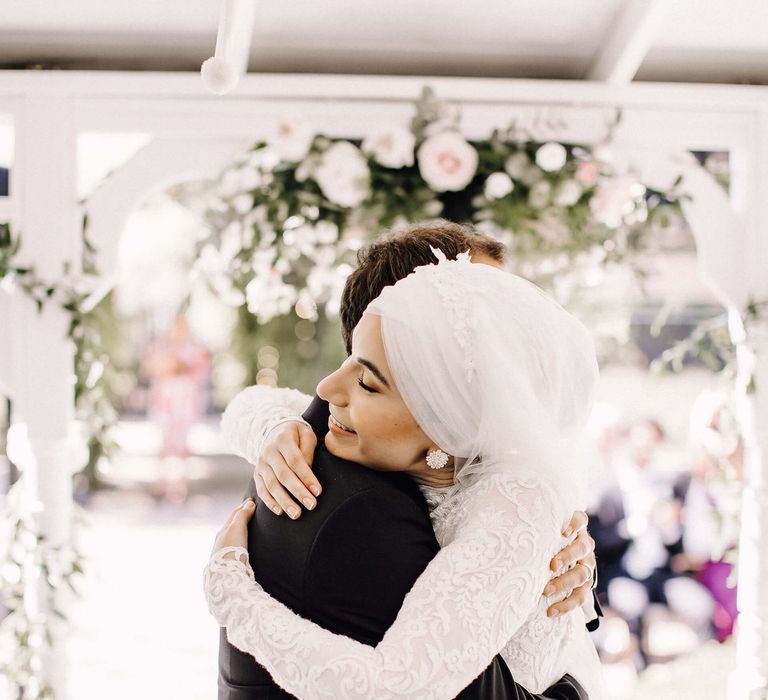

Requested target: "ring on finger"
[{"left": 577, "top": 561, "right": 594, "bottom": 581}]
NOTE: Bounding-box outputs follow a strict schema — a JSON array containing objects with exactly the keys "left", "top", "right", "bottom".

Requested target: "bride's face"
[{"left": 316, "top": 314, "right": 433, "bottom": 473}]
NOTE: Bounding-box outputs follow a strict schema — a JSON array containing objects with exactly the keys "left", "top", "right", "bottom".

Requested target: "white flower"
[
  {"left": 484, "top": 172, "right": 515, "bottom": 200},
  {"left": 554, "top": 180, "right": 582, "bottom": 207},
  {"left": 504, "top": 152, "right": 529, "bottom": 179},
  {"left": 245, "top": 272, "right": 298, "bottom": 323},
  {"left": 294, "top": 157, "right": 317, "bottom": 183},
  {"left": 589, "top": 176, "right": 641, "bottom": 228},
  {"left": 218, "top": 167, "right": 262, "bottom": 197},
  {"left": 362, "top": 127, "right": 415, "bottom": 168},
  {"left": 314, "top": 142, "right": 371, "bottom": 208},
  {"left": 314, "top": 221, "right": 339, "bottom": 244},
  {"left": 423, "top": 200, "right": 444, "bottom": 217},
  {"left": 535, "top": 142, "right": 568, "bottom": 172},
  {"left": 417, "top": 131, "right": 478, "bottom": 192},
  {"left": 271, "top": 117, "right": 315, "bottom": 162},
  {"left": 232, "top": 193, "right": 253, "bottom": 214},
  {"left": 528, "top": 180, "right": 551, "bottom": 209}
]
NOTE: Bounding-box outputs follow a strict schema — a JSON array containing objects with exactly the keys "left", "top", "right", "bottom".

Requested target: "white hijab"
[{"left": 364, "top": 248, "right": 599, "bottom": 506}]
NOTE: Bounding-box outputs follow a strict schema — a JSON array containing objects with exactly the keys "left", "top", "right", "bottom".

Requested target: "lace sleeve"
[
  {"left": 203, "top": 475, "right": 564, "bottom": 700},
  {"left": 220, "top": 385, "right": 313, "bottom": 465}
]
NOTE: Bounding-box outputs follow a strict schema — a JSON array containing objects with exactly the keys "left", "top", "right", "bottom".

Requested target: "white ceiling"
[{"left": 1, "top": 0, "right": 767, "bottom": 84}]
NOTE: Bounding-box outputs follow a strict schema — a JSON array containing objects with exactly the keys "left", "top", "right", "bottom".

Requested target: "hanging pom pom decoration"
[{"left": 201, "top": 0, "right": 258, "bottom": 96}]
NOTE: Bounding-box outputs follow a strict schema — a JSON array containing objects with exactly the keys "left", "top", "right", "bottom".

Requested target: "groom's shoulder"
[
  {"left": 246, "top": 446, "right": 434, "bottom": 583},
  {"left": 312, "top": 445, "right": 425, "bottom": 508}
]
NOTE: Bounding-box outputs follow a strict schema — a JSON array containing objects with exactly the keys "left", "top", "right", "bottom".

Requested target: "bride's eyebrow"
[{"left": 355, "top": 357, "right": 390, "bottom": 389}]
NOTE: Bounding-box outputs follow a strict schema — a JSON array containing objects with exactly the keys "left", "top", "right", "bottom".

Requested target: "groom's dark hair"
[{"left": 339, "top": 220, "right": 506, "bottom": 354}]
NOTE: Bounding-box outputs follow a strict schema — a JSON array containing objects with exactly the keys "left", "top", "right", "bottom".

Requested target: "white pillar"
[
  {"left": 727, "top": 313, "right": 768, "bottom": 699},
  {"left": 729, "top": 109, "right": 768, "bottom": 700},
  {"left": 10, "top": 94, "right": 80, "bottom": 698}
]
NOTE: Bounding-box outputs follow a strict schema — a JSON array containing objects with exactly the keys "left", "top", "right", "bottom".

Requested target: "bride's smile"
[{"left": 328, "top": 412, "right": 356, "bottom": 435}]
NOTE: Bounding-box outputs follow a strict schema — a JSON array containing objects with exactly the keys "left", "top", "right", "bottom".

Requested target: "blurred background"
[{"left": 1, "top": 2, "right": 767, "bottom": 699}]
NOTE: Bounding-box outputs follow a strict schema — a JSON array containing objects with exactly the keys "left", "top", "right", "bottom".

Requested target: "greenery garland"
[
  {"left": 190, "top": 88, "right": 685, "bottom": 337},
  {"left": 0, "top": 221, "right": 97, "bottom": 698}
]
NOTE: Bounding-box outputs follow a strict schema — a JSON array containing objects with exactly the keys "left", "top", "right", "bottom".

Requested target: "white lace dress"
[{"left": 207, "top": 387, "right": 605, "bottom": 699}]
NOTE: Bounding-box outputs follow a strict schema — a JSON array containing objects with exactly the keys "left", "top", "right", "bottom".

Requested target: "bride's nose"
[{"left": 316, "top": 364, "right": 350, "bottom": 407}]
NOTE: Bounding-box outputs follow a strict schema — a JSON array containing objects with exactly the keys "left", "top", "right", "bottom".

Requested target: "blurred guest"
[
  {"left": 587, "top": 410, "right": 631, "bottom": 600},
  {"left": 143, "top": 314, "right": 210, "bottom": 502},
  {"left": 679, "top": 390, "right": 743, "bottom": 641},
  {"left": 591, "top": 417, "right": 714, "bottom": 663}
]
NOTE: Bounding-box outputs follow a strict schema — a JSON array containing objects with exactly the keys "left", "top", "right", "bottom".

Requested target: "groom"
[{"left": 217, "top": 221, "right": 598, "bottom": 699}]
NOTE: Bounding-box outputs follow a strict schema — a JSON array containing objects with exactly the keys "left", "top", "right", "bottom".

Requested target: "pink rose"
[
  {"left": 417, "top": 131, "right": 478, "bottom": 192},
  {"left": 575, "top": 161, "right": 600, "bottom": 187}
]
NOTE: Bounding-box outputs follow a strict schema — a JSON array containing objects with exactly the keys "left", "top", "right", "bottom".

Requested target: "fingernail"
[
  {"left": 272, "top": 506, "right": 282, "bottom": 515},
  {"left": 563, "top": 526, "right": 573, "bottom": 537},
  {"left": 554, "top": 558, "right": 562, "bottom": 570},
  {"left": 287, "top": 507, "right": 299, "bottom": 519},
  {"left": 302, "top": 498, "right": 315, "bottom": 510},
  {"left": 310, "top": 486, "right": 321, "bottom": 497}
]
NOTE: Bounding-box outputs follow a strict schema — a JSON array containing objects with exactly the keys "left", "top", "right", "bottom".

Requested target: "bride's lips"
[{"left": 328, "top": 413, "right": 356, "bottom": 436}]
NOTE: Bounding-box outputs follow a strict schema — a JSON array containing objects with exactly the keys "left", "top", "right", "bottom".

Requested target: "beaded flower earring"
[{"left": 426, "top": 448, "right": 450, "bottom": 470}]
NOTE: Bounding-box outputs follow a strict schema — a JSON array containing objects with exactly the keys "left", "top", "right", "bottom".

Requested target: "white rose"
[
  {"left": 554, "top": 180, "right": 582, "bottom": 207},
  {"left": 535, "top": 142, "right": 568, "bottom": 172},
  {"left": 484, "top": 172, "right": 515, "bottom": 201},
  {"left": 314, "top": 141, "right": 371, "bottom": 208},
  {"left": 271, "top": 117, "right": 315, "bottom": 162},
  {"left": 528, "top": 180, "right": 551, "bottom": 209},
  {"left": 362, "top": 127, "right": 415, "bottom": 168},
  {"left": 417, "top": 131, "right": 478, "bottom": 192}
]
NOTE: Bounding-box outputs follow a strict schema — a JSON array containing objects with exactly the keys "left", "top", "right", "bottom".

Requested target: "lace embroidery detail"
[
  {"left": 203, "top": 473, "right": 605, "bottom": 698},
  {"left": 417, "top": 484, "right": 452, "bottom": 512},
  {"left": 425, "top": 247, "right": 487, "bottom": 381}
]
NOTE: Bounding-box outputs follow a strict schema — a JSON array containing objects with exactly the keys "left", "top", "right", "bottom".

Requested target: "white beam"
[
  {"left": 586, "top": 0, "right": 665, "bottom": 84},
  {"left": 2, "top": 70, "right": 768, "bottom": 113}
]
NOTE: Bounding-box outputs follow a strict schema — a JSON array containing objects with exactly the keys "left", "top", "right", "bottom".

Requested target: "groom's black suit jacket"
[{"left": 218, "top": 396, "right": 588, "bottom": 700}]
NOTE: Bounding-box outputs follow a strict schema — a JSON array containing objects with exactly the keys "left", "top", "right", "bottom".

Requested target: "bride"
[{"left": 204, "top": 248, "right": 605, "bottom": 699}]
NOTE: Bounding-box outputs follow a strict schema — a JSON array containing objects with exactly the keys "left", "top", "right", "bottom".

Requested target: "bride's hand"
[
  {"left": 254, "top": 421, "right": 319, "bottom": 520},
  {"left": 542, "top": 510, "right": 597, "bottom": 617},
  {"left": 211, "top": 498, "right": 256, "bottom": 559}
]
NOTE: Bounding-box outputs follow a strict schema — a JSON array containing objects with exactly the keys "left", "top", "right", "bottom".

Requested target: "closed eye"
[{"left": 357, "top": 376, "right": 377, "bottom": 393}]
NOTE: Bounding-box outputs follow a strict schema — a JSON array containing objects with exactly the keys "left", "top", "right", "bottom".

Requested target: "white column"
[
  {"left": 10, "top": 94, "right": 80, "bottom": 698},
  {"left": 728, "top": 314, "right": 768, "bottom": 700},
  {"left": 729, "top": 109, "right": 768, "bottom": 700}
]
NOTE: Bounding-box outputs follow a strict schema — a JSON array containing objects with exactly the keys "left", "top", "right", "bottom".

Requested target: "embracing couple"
[{"left": 204, "top": 221, "right": 606, "bottom": 699}]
